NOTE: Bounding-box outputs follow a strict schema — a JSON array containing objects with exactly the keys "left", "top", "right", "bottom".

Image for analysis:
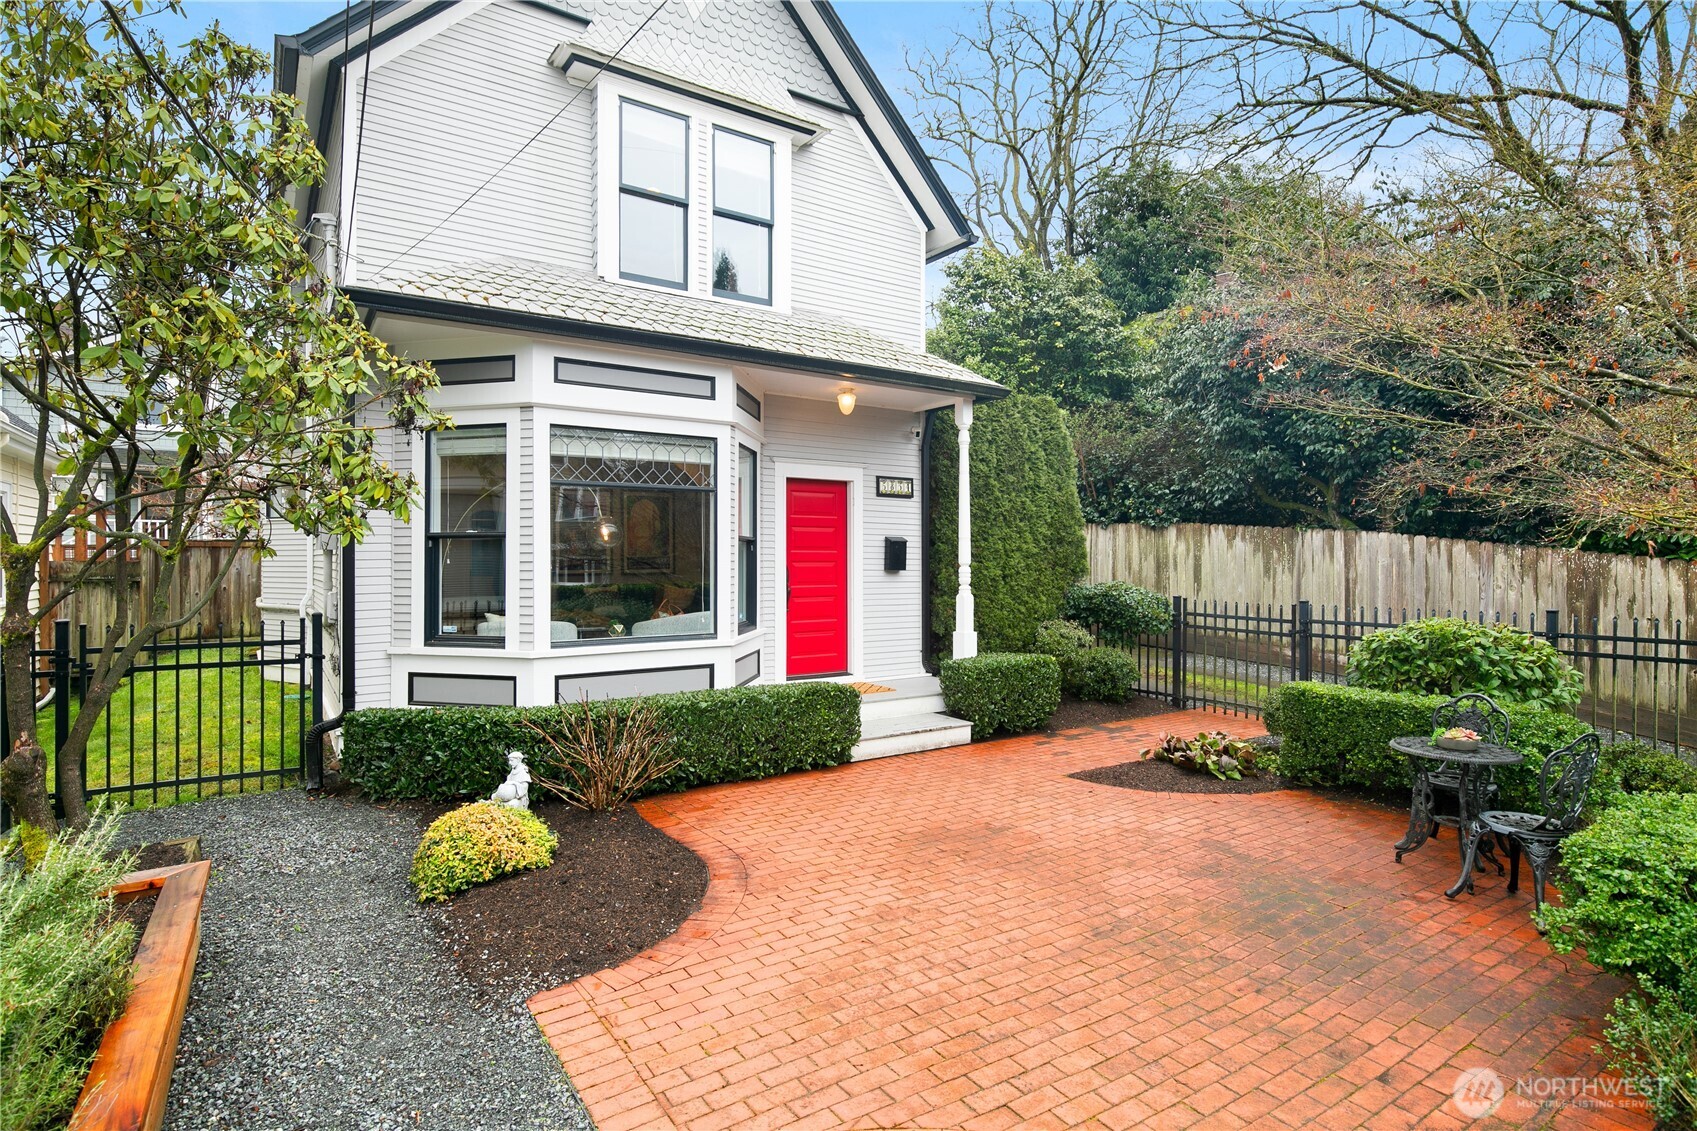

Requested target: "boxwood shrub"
[
  {"left": 1346, "top": 617, "right": 1582, "bottom": 710},
  {"left": 1061, "top": 581, "right": 1172, "bottom": 641},
  {"left": 1062, "top": 647, "right": 1139, "bottom": 703},
  {"left": 1262, "top": 681, "right": 1592, "bottom": 808},
  {"left": 939, "top": 652, "right": 1061, "bottom": 740},
  {"left": 409, "top": 801, "right": 557, "bottom": 903},
  {"left": 1543, "top": 792, "right": 1697, "bottom": 991},
  {"left": 343, "top": 681, "right": 860, "bottom": 802}
]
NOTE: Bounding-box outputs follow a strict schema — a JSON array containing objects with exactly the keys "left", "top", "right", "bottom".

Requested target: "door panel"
[{"left": 786, "top": 479, "right": 849, "bottom": 677}]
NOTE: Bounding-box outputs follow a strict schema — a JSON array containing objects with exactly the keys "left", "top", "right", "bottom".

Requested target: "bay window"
[
  {"left": 550, "top": 426, "right": 715, "bottom": 644},
  {"left": 426, "top": 425, "right": 506, "bottom": 644},
  {"left": 738, "top": 445, "right": 757, "bottom": 628},
  {"left": 619, "top": 100, "right": 689, "bottom": 288},
  {"left": 712, "top": 127, "right": 773, "bottom": 303}
]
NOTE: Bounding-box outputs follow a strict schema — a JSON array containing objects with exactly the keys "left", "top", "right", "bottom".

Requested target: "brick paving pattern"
[{"left": 529, "top": 709, "right": 1647, "bottom": 1130}]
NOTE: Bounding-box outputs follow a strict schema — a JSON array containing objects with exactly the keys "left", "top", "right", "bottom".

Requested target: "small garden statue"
[{"left": 490, "top": 751, "right": 531, "bottom": 810}]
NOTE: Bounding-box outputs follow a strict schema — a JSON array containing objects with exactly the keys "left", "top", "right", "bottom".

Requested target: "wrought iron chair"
[
  {"left": 1480, "top": 732, "right": 1602, "bottom": 913},
  {"left": 1424, "top": 694, "right": 1513, "bottom": 870}
]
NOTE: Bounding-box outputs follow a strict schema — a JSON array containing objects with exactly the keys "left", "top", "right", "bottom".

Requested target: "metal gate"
[{"left": 1, "top": 615, "right": 323, "bottom": 825}]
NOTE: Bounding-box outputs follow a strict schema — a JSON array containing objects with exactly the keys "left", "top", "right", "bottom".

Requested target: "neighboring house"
[{"left": 264, "top": 0, "right": 1002, "bottom": 758}]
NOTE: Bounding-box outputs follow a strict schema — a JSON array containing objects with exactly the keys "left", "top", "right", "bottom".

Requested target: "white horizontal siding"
[
  {"left": 348, "top": 2, "right": 595, "bottom": 280},
  {"left": 791, "top": 109, "right": 926, "bottom": 348},
  {"left": 760, "top": 396, "right": 927, "bottom": 680}
]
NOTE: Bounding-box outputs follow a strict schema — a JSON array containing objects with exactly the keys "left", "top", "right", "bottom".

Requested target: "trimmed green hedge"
[
  {"left": 343, "top": 681, "right": 861, "bottom": 802},
  {"left": 1263, "top": 681, "right": 1591, "bottom": 807},
  {"left": 939, "top": 652, "right": 1061, "bottom": 740},
  {"left": 1543, "top": 793, "right": 1697, "bottom": 990},
  {"left": 1061, "top": 581, "right": 1172, "bottom": 640},
  {"left": 930, "top": 394, "right": 1087, "bottom": 654},
  {"left": 1062, "top": 647, "right": 1139, "bottom": 702}
]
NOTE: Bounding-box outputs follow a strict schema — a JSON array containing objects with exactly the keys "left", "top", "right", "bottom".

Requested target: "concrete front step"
[
  {"left": 850, "top": 711, "right": 973, "bottom": 762},
  {"left": 858, "top": 675, "right": 949, "bottom": 722}
]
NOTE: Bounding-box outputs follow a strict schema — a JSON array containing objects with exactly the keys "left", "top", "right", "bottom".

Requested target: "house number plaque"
[{"left": 876, "top": 477, "right": 915, "bottom": 498}]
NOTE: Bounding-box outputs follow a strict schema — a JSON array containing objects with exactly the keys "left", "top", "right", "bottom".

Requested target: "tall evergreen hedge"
[{"left": 929, "top": 394, "right": 1088, "bottom": 654}]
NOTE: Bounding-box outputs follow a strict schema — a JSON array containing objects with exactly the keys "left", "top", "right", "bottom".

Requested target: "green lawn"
[{"left": 44, "top": 646, "right": 308, "bottom": 810}]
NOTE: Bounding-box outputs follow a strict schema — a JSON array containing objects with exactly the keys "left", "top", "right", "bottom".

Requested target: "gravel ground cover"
[{"left": 120, "top": 790, "right": 589, "bottom": 1131}]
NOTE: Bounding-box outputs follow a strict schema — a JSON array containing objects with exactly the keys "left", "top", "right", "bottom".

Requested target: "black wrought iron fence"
[
  {"left": 1104, "top": 598, "right": 1695, "bottom": 754},
  {"left": 1, "top": 615, "right": 322, "bottom": 828}
]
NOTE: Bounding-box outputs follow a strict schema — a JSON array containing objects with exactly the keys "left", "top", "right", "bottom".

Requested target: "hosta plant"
[{"left": 1143, "top": 731, "right": 1264, "bottom": 781}]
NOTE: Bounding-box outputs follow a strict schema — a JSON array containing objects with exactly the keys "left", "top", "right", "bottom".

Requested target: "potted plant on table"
[{"left": 1435, "top": 726, "right": 1482, "bottom": 752}]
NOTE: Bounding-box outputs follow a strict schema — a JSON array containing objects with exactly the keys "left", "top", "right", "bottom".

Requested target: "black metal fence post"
[
  {"left": 1170, "top": 595, "right": 1187, "bottom": 709},
  {"left": 50, "top": 620, "right": 71, "bottom": 819},
  {"left": 306, "top": 614, "right": 325, "bottom": 789},
  {"left": 1295, "top": 600, "right": 1314, "bottom": 683},
  {"left": 1543, "top": 609, "right": 1561, "bottom": 649}
]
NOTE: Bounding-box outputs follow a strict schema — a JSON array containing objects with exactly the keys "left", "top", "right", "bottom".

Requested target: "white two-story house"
[{"left": 262, "top": 0, "right": 1003, "bottom": 759}]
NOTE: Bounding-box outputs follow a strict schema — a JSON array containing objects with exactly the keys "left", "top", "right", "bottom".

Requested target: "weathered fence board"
[
  {"left": 1087, "top": 523, "right": 1697, "bottom": 631},
  {"left": 39, "top": 540, "right": 261, "bottom": 649}
]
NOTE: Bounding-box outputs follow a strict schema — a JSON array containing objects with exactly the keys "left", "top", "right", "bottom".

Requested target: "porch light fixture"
[{"left": 836, "top": 387, "right": 857, "bottom": 415}]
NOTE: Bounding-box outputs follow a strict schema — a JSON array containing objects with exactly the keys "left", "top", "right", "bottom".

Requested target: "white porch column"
[{"left": 951, "top": 398, "right": 978, "bottom": 659}]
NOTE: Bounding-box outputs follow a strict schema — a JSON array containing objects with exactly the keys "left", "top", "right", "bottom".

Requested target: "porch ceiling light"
[{"left": 836, "top": 387, "right": 858, "bottom": 416}]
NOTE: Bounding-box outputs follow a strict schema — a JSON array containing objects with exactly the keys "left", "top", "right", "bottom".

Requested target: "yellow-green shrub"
[{"left": 409, "top": 802, "right": 557, "bottom": 903}]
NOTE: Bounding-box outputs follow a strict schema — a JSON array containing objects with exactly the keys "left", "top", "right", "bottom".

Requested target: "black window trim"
[
  {"left": 738, "top": 443, "right": 757, "bottom": 631},
  {"left": 554, "top": 355, "right": 716, "bottom": 400},
  {"left": 430, "top": 354, "right": 516, "bottom": 386},
  {"left": 424, "top": 424, "right": 508, "bottom": 648},
  {"left": 619, "top": 98, "right": 689, "bottom": 291},
  {"left": 555, "top": 664, "right": 716, "bottom": 703},
  {"left": 711, "top": 125, "right": 775, "bottom": 306},
  {"left": 735, "top": 383, "right": 762, "bottom": 420},
  {"left": 548, "top": 424, "right": 720, "bottom": 649},
  {"left": 408, "top": 671, "right": 518, "bottom": 707}
]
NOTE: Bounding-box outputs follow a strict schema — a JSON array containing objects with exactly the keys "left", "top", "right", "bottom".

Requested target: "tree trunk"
[{"left": 0, "top": 552, "right": 54, "bottom": 832}]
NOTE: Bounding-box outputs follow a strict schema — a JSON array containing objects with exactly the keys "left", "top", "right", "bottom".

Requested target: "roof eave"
[{"left": 343, "top": 286, "right": 1009, "bottom": 401}]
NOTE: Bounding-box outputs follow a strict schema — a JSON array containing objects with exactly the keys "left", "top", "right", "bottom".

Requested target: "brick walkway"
[{"left": 529, "top": 709, "right": 1647, "bottom": 1130}]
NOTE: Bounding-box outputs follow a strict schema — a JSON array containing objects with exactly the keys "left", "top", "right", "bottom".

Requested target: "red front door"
[{"left": 786, "top": 478, "right": 849, "bottom": 677}]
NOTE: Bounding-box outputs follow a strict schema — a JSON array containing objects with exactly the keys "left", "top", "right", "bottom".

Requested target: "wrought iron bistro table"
[{"left": 1390, "top": 737, "right": 1525, "bottom": 899}]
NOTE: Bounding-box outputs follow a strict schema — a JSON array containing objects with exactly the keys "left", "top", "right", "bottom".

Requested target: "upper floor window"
[
  {"left": 619, "top": 100, "right": 688, "bottom": 289},
  {"left": 712, "top": 128, "right": 773, "bottom": 304}
]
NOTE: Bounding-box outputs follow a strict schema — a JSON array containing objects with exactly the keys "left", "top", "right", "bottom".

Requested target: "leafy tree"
[
  {"left": 0, "top": 0, "right": 443, "bottom": 829},
  {"left": 1077, "top": 159, "right": 1258, "bottom": 318},
  {"left": 928, "top": 247, "right": 1138, "bottom": 409},
  {"left": 1166, "top": 0, "right": 1697, "bottom": 541},
  {"left": 930, "top": 395, "right": 1087, "bottom": 654}
]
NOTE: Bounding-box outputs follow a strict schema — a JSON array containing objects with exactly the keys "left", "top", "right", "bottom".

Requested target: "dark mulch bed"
[
  {"left": 1071, "top": 756, "right": 1291, "bottom": 794},
  {"left": 113, "top": 889, "right": 157, "bottom": 955},
  {"left": 1044, "top": 695, "right": 1173, "bottom": 733},
  {"left": 422, "top": 801, "right": 708, "bottom": 995},
  {"left": 126, "top": 837, "right": 202, "bottom": 873}
]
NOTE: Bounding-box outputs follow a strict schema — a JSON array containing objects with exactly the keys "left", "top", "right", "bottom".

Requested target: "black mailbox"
[{"left": 884, "top": 537, "right": 908, "bottom": 572}]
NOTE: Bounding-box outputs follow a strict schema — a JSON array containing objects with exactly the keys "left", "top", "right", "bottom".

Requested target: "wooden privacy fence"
[
  {"left": 1087, "top": 523, "right": 1697, "bottom": 752},
  {"left": 39, "top": 517, "right": 261, "bottom": 650}
]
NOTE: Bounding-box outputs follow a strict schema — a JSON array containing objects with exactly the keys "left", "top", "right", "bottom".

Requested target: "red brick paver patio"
[{"left": 528, "top": 709, "right": 1647, "bottom": 1130}]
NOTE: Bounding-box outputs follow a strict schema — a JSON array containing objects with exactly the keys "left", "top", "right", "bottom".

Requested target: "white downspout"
[{"left": 952, "top": 398, "right": 978, "bottom": 659}]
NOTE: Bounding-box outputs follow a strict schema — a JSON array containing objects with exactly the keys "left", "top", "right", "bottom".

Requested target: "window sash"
[
  {"left": 620, "top": 99, "right": 688, "bottom": 287},
  {"left": 426, "top": 426, "right": 506, "bottom": 645},
  {"left": 738, "top": 444, "right": 757, "bottom": 629}
]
